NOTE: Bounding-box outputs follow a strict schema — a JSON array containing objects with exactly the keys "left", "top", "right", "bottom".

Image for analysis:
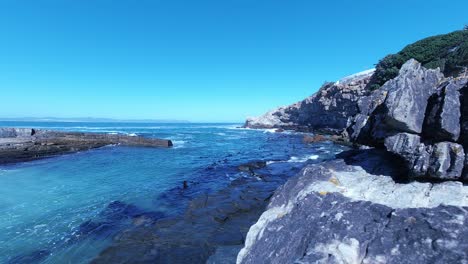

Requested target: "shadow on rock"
[{"left": 337, "top": 149, "right": 409, "bottom": 183}]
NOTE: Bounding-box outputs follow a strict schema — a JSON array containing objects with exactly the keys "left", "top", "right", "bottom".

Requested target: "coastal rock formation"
[
  {"left": 237, "top": 150, "right": 468, "bottom": 264},
  {"left": 348, "top": 59, "right": 468, "bottom": 181},
  {"left": 0, "top": 128, "right": 172, "bottom": 164},
  {"left": 244, "top": 69, "right": 374, "bottom": 134}
]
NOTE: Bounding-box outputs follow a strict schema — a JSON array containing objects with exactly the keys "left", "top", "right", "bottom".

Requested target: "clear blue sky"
[{"left": 0, "top": 0, "right": 466, "bottom": 122}]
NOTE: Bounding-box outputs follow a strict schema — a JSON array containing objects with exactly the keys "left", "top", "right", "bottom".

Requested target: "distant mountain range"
[{"left": 0, "top": 117, "right": 190, "bottom": 123}]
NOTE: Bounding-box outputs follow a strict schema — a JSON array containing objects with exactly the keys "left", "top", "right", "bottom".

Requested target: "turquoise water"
[{"left": 0, "top": 122, "right": 346, "bottom": 263}]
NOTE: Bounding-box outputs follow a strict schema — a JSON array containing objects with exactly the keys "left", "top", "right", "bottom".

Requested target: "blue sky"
[{"left": 0, "top": 0, "right": 467, "bottom": 122}]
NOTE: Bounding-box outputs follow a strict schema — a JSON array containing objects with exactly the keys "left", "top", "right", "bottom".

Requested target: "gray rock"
[
  {"left": 0, "top": 128, "right": 35, "bottom": 138},
  {"left": 244, "top": 69, "right": 374, "bottom": 133},
  {"left": 0, "top": 128, "right": 173, "bottom": 164},
  {"left": 423, "top": 78, "right": 465, "bottom": 141},
  {"left": 237, "top": 151, "right": 468, "bottom": 264},
  {"left": 381, "top": 59, "right": 444, "bottom": 134},
  {"left": 459, "top": 80, "right": 468, "bottom": 148},
  {"left": 428, "top": 142, "right": 465, "bottom": 179},
  {"left": 348, "top": 88, "right": 388, "bottom": 142},
  {"left": 384, "top": 133, "right": 432, "bottom": 178}
]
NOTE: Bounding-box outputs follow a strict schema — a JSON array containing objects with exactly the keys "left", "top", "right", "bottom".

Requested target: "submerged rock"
[
  {"left": 237, "top": 150, "right": 468, "bottom": 264},
  {"left": 302, "top": 134, "right": 326, "bottom": 144}
]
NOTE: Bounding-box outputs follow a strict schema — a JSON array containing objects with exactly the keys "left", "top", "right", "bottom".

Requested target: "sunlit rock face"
[
  {"left": 237, "top": 150, "right": 468, "bottom": 264},
  {"left": 244, "top": 69, "right": 375, "bottom": 134},
  {"left": 348, "top": 59, "right": 468, "bottom": 181}
]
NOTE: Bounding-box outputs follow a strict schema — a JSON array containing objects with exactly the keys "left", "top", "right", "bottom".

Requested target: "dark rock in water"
[
  {"left": 428, "top": 142, "right": 465, "bottom": 179},
  {"left": 238, "top": 161, "right": 267, "bottom": 173},
  {"left": 91, "top": 163, "right": 296, "bottom": 264},
  {"left": 380, "top": 59, "right": 443, "bottom": 134},
  {"left": 238, "top": 151, "right": 468, "bottom": 264},
  {"left": 0, "top": 128, "right": 172, "bottom": 164},
  {"left": 423, "top": 78, "right": 464, "bottom": 142},
  {"left": 8, "top": 250, "right": 51, "bottom": 264},
  {"left": 76, "top": 201, "right": 164, "bottom": 239},
  {"left": 302, "top": 134, "right": 326, "bottom": 144}
]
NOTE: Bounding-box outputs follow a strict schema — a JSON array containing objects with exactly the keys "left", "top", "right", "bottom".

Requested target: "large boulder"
[
  {"left": 348, "top": 59, "right": 468, "bottom": 181},
  {"left": 423, "top": 78, "right": 466, "bottom": 142},
  {"left": 237, "top": 151, "right": 468, "bottom": 264},
  {"left": 384, "top": 133, "right": 432, "bottom": 178},
  {"left": 380, "top": 59, "right": 444, "bottom": 134},
  {"left": 427, "top": 142, "right": 465, "bottom": 180}
]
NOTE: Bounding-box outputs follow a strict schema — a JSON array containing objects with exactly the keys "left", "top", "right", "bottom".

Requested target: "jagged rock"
[
  {"left": 428, "top": 142, "right": 465, "bottom": 179},
  {"left": 380, "top": 59, "right": 444, "bottom": 134},
  {"left": 384, "top": 133, "right": 432, "bottom": 178},
  {"left": 347, "top": 88, "right": 389, "bottom": 143},
  {"left": 237, "top": 150, "right": 468, "bottom": 264},
  {"left": 347, "top": 59, "right": 468, "bottom": 181},
  {"left": 423, "top": 78, "right": 466, "bottom": 141},
  {"left": 244, "top": 69, "right": 374, "bottom": 133}
]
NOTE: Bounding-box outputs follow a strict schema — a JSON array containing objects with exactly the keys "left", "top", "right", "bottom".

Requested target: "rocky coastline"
[
  {"left": 240, "top": 57, "right": 468, "bottom": 261},
  {"left": 0, "top": 128, "right": 173, "bottom": 164}
]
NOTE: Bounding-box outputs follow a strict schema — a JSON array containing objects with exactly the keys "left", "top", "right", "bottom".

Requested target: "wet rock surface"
[
  {"left": 0, "top": 128, "right": 172, "bottom": 164},
  {"left": 238, "top": 150, "right": 468, "bottom": 264}
]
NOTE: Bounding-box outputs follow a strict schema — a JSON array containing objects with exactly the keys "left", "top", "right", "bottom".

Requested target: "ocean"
[{"left": 0, "top": 121, "right": 347, "bottom": 263}]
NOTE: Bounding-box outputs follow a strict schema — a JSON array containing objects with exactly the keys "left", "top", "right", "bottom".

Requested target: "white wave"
[
  {"left": 216, "top": 132, "right": 226, "bottom": 136},
  {"left": 128, "top": 133, "right": 137, "bottom": 137},
  {"left": 287, "top": 154, "right": 320, "bottom": 163},
  {"left": 171, "top": 140, "right": 186, "bottom": 149},
  {"left": 262, "top": 129, "right": 277, "bottom": 134}
]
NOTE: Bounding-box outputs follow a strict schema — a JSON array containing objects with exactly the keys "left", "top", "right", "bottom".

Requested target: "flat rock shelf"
[{"left": 0, "top": 128, "right": 173, "bottom": 164}]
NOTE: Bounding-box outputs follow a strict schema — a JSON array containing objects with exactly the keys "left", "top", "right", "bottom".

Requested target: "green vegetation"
[{"left": 368, "top": 29, "right": 468, "bottom": 90}]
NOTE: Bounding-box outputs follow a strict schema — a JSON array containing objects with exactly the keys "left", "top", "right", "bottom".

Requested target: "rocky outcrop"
[
  {"left": 237, "top": 150, "right": 468, "bottom": 264},
  {"left": 348, "top": 59, "right": 468, "bottom": 181},
  {"left": 0, "top": 128, "right": 172, "bottom": 164},
  {"left": 244, "top": 69, "right": 374, "bottom": 134}
]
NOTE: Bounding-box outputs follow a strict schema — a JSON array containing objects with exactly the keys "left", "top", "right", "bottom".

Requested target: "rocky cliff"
[{"left": 244, "top": 69, "right": 374, "bottom": 134}]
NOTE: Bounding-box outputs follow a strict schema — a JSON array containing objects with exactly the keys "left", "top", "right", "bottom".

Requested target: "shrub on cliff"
[{"left": 368, "top": 30, "right": 468, "bottom": 90}]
